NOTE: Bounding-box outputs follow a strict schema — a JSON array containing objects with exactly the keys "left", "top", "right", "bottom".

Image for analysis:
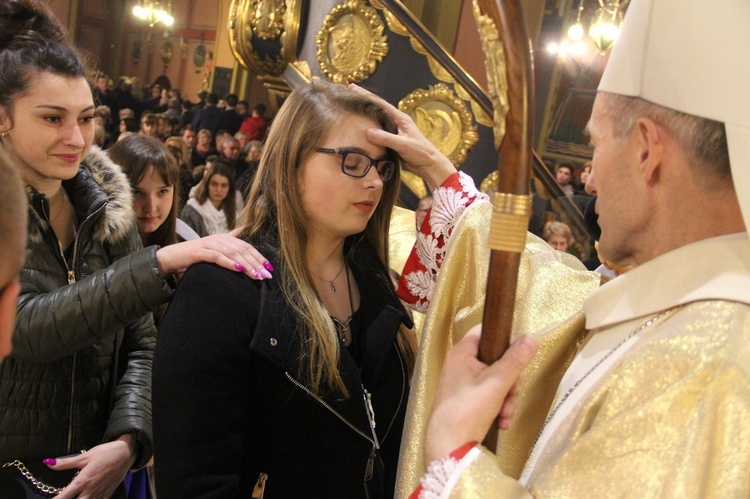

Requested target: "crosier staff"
[{"left": 474, "top": 0, "right": 535, "bottom": 452}]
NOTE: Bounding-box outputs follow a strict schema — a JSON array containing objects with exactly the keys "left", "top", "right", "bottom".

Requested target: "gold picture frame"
[{"left": 316, "top": 0, "right": 389, "bottom": 84}]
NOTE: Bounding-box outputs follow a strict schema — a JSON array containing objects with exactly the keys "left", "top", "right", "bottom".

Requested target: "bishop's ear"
[{"left": 634, "top": 116, "right": 664, "bottom": 183}]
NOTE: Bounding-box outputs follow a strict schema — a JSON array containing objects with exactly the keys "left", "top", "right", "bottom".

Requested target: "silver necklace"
[{"left": 311, "top": 261, "right": 346, "bottom": 292}]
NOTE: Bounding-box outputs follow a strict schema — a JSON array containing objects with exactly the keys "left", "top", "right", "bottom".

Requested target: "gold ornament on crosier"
[
  {"left": 399, "top": 84, "right": 479, "bottom": 166},
  {"left": 316, "top": 0, "right": 389, "bottom": 83},
  {"left": 472, "top": 0, "right": 509, "bottom": 149},
  {"left": 251, "top": 0, "right": 286, "bottom": 40}
]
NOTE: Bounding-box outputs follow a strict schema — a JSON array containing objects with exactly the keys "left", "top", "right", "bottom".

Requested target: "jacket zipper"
[
  {"left": 285, "top": 347, "right": 408, "bottom": 495},
  {"left": 45, "top": 199, "right": 106, "bottom": 453},
  {"left": 284, "top": 373, "right": 375, "bottom": 445}
]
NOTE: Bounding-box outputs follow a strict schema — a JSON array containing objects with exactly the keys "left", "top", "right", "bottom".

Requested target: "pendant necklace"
[
  {"left": 49, "top": 187, "right": 68, "bottom": 223},
  {"left": 311, "top": 260, "right": 346, "bottom": 292},
  {"left": 330, "top": 262, "right": 354, "bottom": 346}
]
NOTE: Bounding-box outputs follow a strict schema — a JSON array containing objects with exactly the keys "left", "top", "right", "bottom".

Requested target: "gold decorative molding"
[
  {"left": 376, "top": 3, "right": 493, "bottom": 129},
  {"left": 399, "top": 84, "right": 479, "bottom": 166},
  {"left": 228, "top": 0, "right": 302, "bottom": 77},
  {"left": 315, "top": 0, "right": 389, "bottom": 84},
  {"left": 472, "top": 0, "right": 509, "bottom": 149},
  {"left": 480, "top": 170, "right": 498, "bottom": 194},
  {"left": 251, "top": 0, "right": 286, "bottom": 40}
]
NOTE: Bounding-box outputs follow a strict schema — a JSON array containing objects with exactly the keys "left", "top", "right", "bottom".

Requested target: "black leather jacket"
[{"left": 0, "top": 147, "right": 173, "bottom": 468}]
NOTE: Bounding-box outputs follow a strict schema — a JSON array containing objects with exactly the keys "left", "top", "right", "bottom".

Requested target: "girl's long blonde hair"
[{"left": 239, "top": 80, "right": 416, "bottom": 396}]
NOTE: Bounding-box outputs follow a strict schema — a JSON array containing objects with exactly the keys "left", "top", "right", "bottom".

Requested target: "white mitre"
[{"left": 598, "top": 0, "right": 750, "bottom": 229}]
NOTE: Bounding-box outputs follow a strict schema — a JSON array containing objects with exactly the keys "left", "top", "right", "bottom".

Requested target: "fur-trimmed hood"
[{"left": 26, "top": 146, "right": 134, "bottom": 245}]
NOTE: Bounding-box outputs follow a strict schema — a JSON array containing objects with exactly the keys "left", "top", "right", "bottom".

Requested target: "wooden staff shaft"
[{"left": 475, "top": 0, "right": 535, "bottom": 452}]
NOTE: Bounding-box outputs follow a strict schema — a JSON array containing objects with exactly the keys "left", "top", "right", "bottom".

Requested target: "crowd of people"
[
  {"left": 88, "top": 63, "right": 272, "bottom": 244},
  {"left": 0, "top": 0, "right": 748, "bottom": 498}
]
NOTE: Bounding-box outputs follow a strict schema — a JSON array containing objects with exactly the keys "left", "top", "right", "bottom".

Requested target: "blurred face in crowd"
[
  {"left": 132, "top": 166, "right": 174, "bottom": 239},
  {"left": 140, "top": 117, "right": 157, "bottom": 137},
  {"left": 247, "top": 144, "right": 262, "bottom": 162},
  {"left": 236, "top": 132, "right": 250, "bottom": 150},
  {"left": 208, "top": 173, "right": 230, "bottom": 208},
  {"left": 95, "top": 76, "right": 108, "bottom": 93},
  {"left": 556, "top": 165, "right": 573, "bottom": 186},
  {"left": 222, "top": 140, "right": 241, "bottom": 161},
  {"left": 181, "top": 129, "right": 196, "bottom": 149},
  {"left": 547, "top": 234, "right": 568, "bottom": 252},
  {"left": 580, "top": 165, "right": 592, "bottom": 185},
  {"left": 197, "top": 132, "right": 211, "bottom": 150}
]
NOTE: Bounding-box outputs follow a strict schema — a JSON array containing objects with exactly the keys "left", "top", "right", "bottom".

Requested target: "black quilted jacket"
[{"left": 0, "top": 147, "right": 173, "bottom": 468}]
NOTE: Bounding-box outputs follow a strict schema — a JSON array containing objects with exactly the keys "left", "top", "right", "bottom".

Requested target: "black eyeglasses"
[{"left": 316, "top": 148, "right": 396, "bottom": 182}]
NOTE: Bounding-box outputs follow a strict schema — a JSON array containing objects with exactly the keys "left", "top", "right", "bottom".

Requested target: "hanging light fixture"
[
  {"left": 133, "top": 0, "right": 174, "bottom": 28},
  {"left": 588, "top": 0, "right": 626, "bottom": 55},
  {"left": 567, "top": 0, "right": 585, "bottom": 42}
]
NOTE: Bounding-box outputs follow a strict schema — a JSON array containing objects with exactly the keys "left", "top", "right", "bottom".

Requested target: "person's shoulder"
[
  {"left": 175, "top": 218, "right": 200, "bottom": 241},
  {"left": 179, "top": 261, "right": 258, "bottom": 298}
]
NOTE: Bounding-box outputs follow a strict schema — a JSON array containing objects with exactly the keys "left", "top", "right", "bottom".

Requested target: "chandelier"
[
  {"left": 132, "top": 0, "right": 174, "bottom": 27},
  {"left": 588, "top": 0, "right": 626, "bottom": 55},
  {"left": 549, "top": 0, "right": 628, "bottom": 58}
]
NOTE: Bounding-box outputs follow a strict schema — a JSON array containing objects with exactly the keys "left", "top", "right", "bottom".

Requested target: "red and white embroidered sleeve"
[
  {"left": 410, "top": 441, "right": 479, "bottom": 499},
  {"left": 397, "top": 171, "right": 488, "bottom": 312}
]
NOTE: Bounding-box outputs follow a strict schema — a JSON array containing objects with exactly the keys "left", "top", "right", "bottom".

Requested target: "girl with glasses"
[{"left": 152, "top": 78, "right": 470, "bottom": 498}]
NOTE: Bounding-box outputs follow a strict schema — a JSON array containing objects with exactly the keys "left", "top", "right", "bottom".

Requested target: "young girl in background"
[
  {"left": 180, "top": 160, "right": 237, "bottom": 236},
  {"left": 109, "top": 134, "right": 199, "bottom": 247}
]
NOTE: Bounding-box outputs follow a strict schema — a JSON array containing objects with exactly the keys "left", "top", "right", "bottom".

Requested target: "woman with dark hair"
[
  {"left": 0, "top": 1, "right": 270, "bottom": 496},
  {"left": 179, "top": 160, "right": 237, "bottom": 236}
]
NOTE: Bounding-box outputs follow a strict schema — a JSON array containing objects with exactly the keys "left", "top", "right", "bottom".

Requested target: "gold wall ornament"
[
  {"left": 160, "top": 41, "right": 174, "bottom": 66},
  {"left": 229, "top": 0, "right": 302, "bottom": 77},
  {"left": 472, "top": 0, "right": 509, "bottom": 150},
  {"left": 315, "top": 0, "right": 389, "bottom": 84},
  {"left": 399, "top": 84, "right": 479, "bottom": 166},
  {"left": 251, "top": 0, "right": 286, "bottom": 40}
]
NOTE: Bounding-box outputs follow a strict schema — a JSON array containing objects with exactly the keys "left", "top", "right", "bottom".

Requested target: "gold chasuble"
[
  {"left": 445, "top": 235, "right": 750, "bottom": 497},
  {"left": 394, "top": 200, "right": 602, "bottom": 497}
]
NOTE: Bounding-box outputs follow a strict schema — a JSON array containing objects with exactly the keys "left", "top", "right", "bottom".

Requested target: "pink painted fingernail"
[
  {"left": 251, "top": 269, "right": 260, "bottom": 279},
  {"left": 260, "top": 268, "right": 273, "bottom": 280},
  {"left": 43, "top": 458, "right": 56, "bottom": 466},
  {"left": 263, "top": 260, "right": 274, "bottom": 272},
  {"left": 234, "top": 262, "right": 247, "bottom": 272}
]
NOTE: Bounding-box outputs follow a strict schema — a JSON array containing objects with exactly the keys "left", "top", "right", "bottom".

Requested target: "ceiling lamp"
[
  {"left": 133, "top": 0, "right": 174, "bottom": 28},
  {"left": 567, "top": 0, "right": 585, "bottom": 42},
  {"left": 588, "top": 0, "right": 626, "bottom": 55}
]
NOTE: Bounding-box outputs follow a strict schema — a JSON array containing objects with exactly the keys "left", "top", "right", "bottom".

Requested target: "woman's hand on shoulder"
[
  {"left": 155, "top": 233, "right": 273, "bottom": 280},
  {"left": 348, "top": 84, "right": 456, "bottom": 190}
]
